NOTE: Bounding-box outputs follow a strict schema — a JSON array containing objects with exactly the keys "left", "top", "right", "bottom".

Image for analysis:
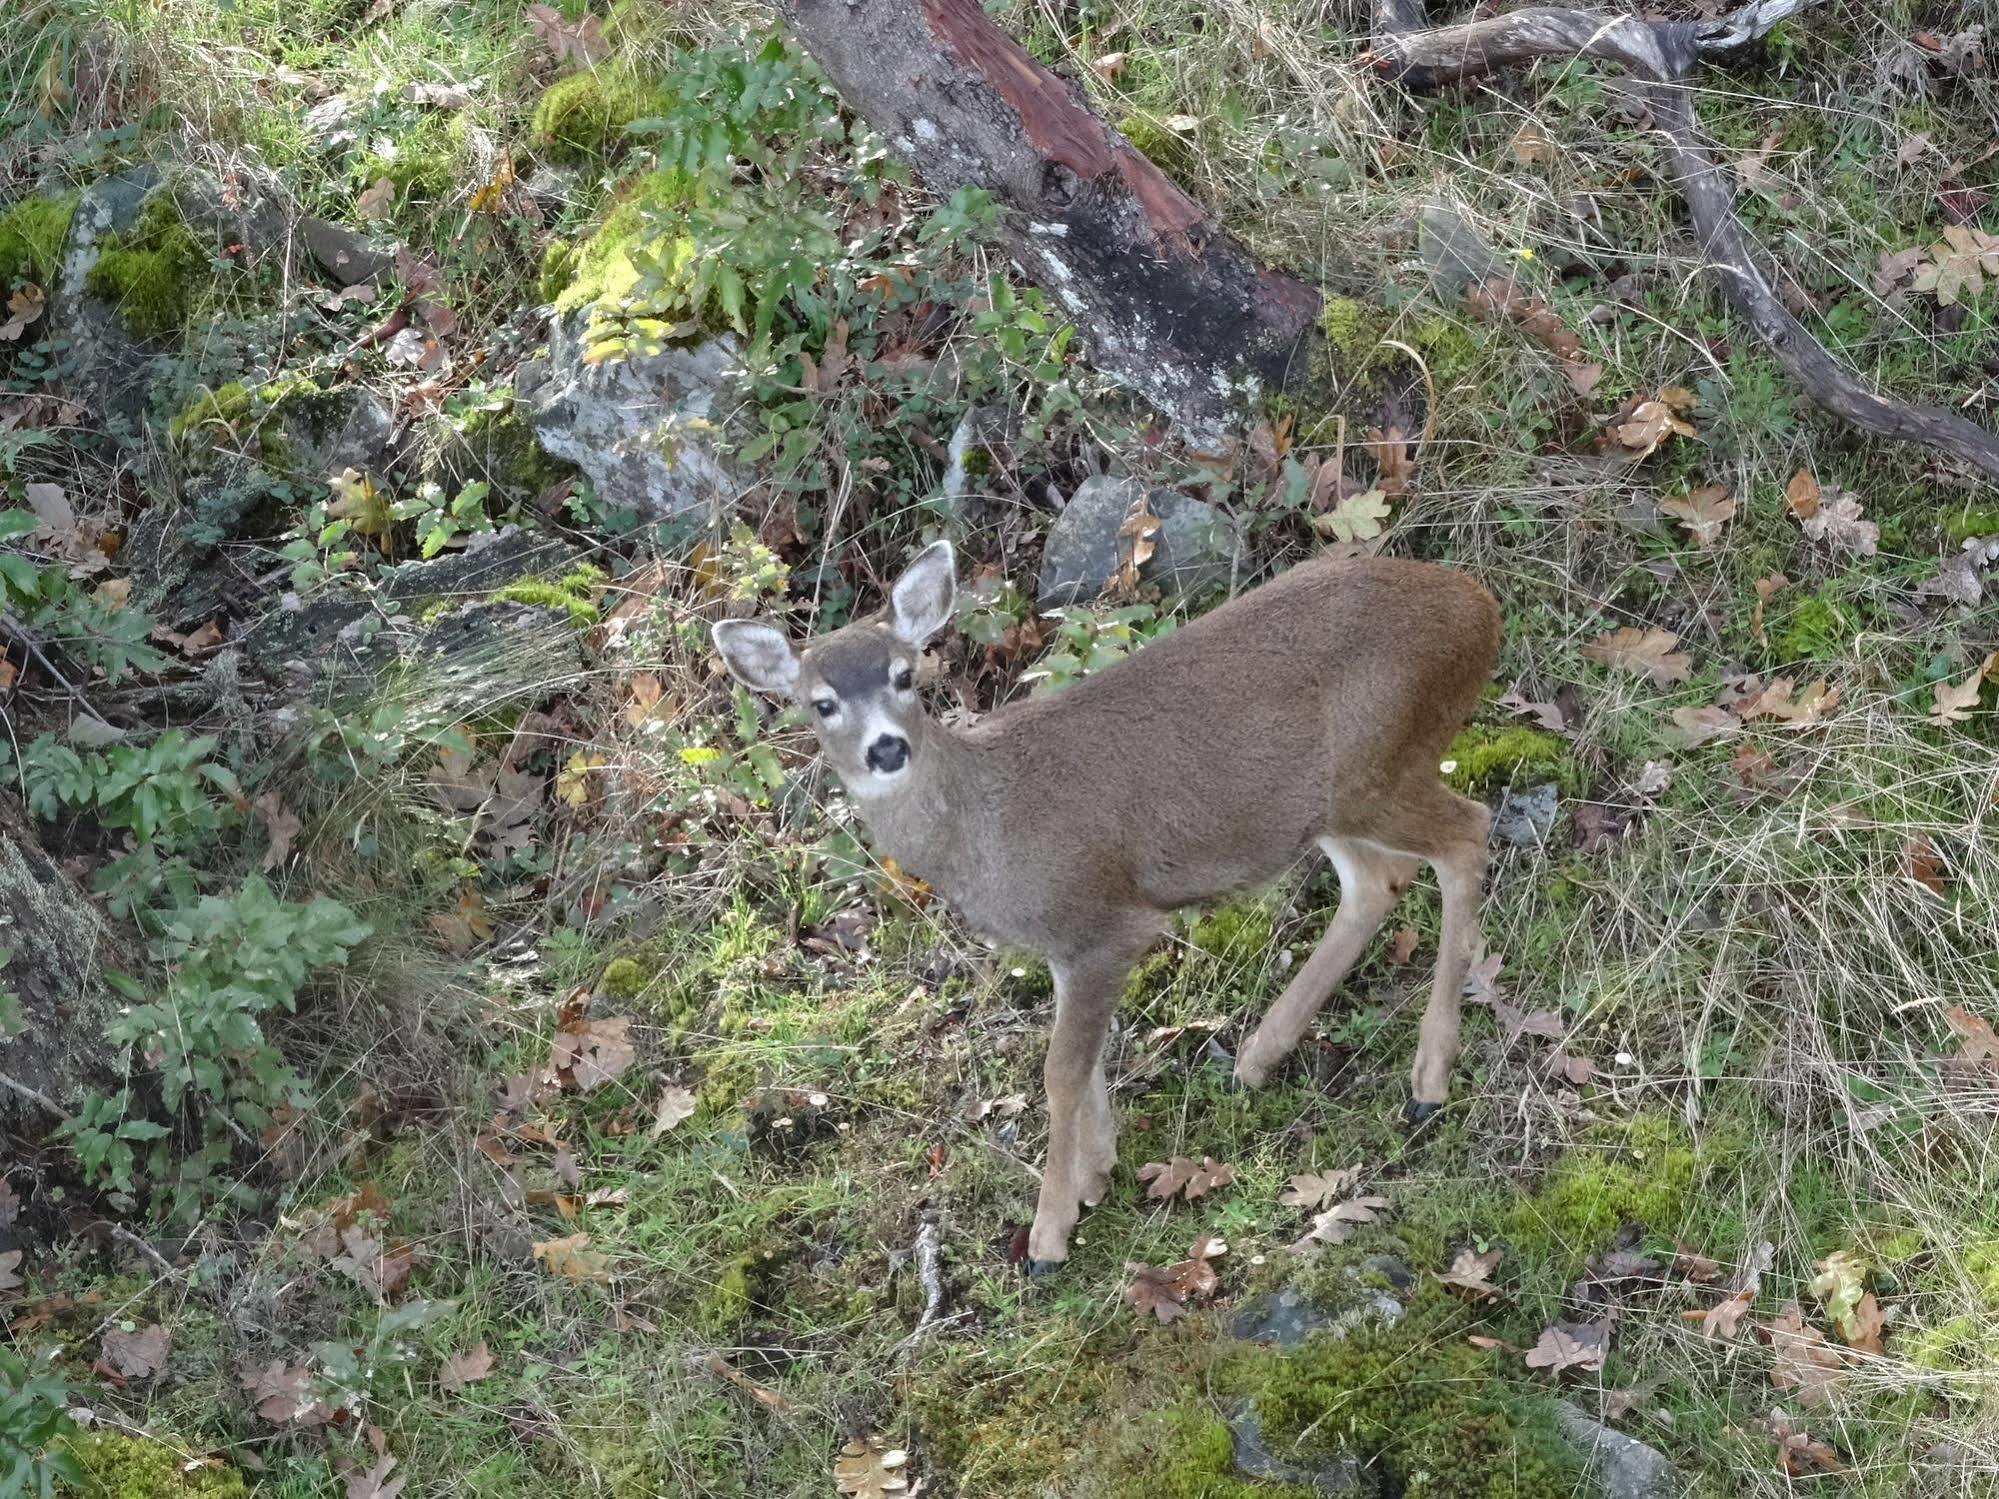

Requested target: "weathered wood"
[
  {"left": 1371, "top": 1, "right": 1999, "bottom": 482},
  {"left": 771, "top": 0, "right": 1348, "bottom": 435}
]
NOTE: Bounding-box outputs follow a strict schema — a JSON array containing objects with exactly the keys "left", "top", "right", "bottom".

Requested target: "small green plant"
[
  {"left": 392, "top": 478, "right": 495, "bottom": 559},
  {"left": 1025, "top": 602, "right": 1175, "bottom": 690},
  {"left": 0, "top": 1349, "right": 84, "bottom": 1499},
  {"left": 1, "top": 511, "right": 172, "bottom": 682},
  {"left": 21, "top": 730, "right": 236, "bottom": 846}
]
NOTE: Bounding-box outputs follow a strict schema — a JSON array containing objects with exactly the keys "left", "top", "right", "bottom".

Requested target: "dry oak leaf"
[
  {"left": 344, "top": 1454, "right": 406, "bottom": 1499},
  {"left": 1509, "top": 120, "right": 1557, "bottom": 167},
  {"left": 1874, "top": 245, "right": 1926, "bottom": 295},
  {"left": 1797, "top": 488, "right": 1878, "bottom": 556},
  {"left": 1584, "top": 626, "right": 1691, "bottom": 685},
  {"left": 1363, "top": 425, "right": 1417, "bottom": 497},
  {"left": 101, "top": 1323, "right": 170, "bottom": 1380},
  {"left": 1671, "top": 705, "right": 1738, "bottom": 748},
  {"left": 355, "top": 176, "right": 396, "bottom": 221},
  {"left": 649, "top": 1084, "right": 697, "bottom": 1137},
  {"left": 1138, "top": 1154, "right": 1236, "bottom": 1202},
  {"left": 1523, "top": 1322, "right": 1606, "bottom": 1373},
  {"left": 1736, "top": 677, "right": 1840, "bottom": 727},
  {"left": 1386, "top": 926, "right": 1420, "bottom": 965},
  {"left": 241, "top": 1360, "right": 315, "bottom": 1423},
  {"left": 0, "top": 282, "right": 45, "bottom": 342},
  {"left": 1292, "top": 1195, "right": 1390, "bottom": 1252},
  {"left": 1125, "top": 1234, "right": 1228, "bottom": 1323},
  {"left": 1927, "top": 652, "right": 1997, "bottom": 726},
  {"left": 549, "top": 1014, "right": 635, "bottom": 1091},
  {"left": 1279, "top": 1166, "right": 1361, "bottom": 1210},
  {"left": 1912, "top": 224, "right": 1999, "bottom": 305},
  {"left": 1673, "top": 1240, "right": 1723, "bottom": 1283},
  {"left": 1776, "top": 1421, "right": 1847, "bottom": 1477},
  {"left": 1611, "top": 387, "right": 1698, "bottom": 459},
  {"left": 834, "top": 1435, "right": 913, "bottom": 1498},
  {"left": 1808, "top": 1251, "right": 1882, "bottom": 1353},
  {"left": 532, "top": 1232, "right": 610, "bottom": 1283},
  {"left": 1901, "top": 832, "right": 1946, "bottom": 897},
  {"left": 1498, "top": 684, "right": 1567, "bottom": 733},
  {"left": 254, "top": 791, "right": 303, "bottom": 872},
  {"left": 1434, "top": 1246, "right": 1506, "bottom": 1301},
  {"left": 1943, "top": 1004, "right": 1999, "bottom": 1078},
  {"left": 524, "top": 3, "right": 609, "bottom": 67},
  {"left": 0, "top": 1249, "right": 21, "bottom": 1293},
  {"left": 1658, "top": 484, "right": 1735, "bottom": 547},
  {"left": 1761, "top": 1302, "right": 1845, "bottom": 1406},
  {"left": 438, "top": 1340, "right": 496, "bottom": 1392}
]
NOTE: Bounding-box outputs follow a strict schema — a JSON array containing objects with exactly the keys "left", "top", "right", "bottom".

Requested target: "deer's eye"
[
  {"left": 812, "top": 698, "right": 838, "bottom": 719},
  {"left": 892, "top": 665, "right": 914, "bottom": 692}
]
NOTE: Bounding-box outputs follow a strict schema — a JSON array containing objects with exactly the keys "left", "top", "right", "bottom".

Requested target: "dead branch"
[{"left": 1370, "top": 2, "right": 1999, "bottom": 482}]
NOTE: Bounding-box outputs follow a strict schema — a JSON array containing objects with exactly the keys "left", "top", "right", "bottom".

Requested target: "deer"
[{"left": 713, "top": 541, "right": 1501, "bottom": 1269}]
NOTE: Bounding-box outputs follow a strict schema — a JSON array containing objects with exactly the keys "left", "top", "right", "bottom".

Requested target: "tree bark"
[{"left": 772, "top": 0, "right": 1358, "bottom": 438}]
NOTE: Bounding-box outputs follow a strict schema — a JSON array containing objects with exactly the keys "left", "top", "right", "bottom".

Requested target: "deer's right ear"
[
  {"left": 889, "top": 539, "right": 956, "bottom": 645},
  {"left": 712, "top": 620, "right": 800, "bottom": 696}
]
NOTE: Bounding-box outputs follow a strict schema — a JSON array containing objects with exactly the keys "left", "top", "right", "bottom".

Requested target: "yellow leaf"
[{"left": 555, "top": 750, "right": 605, "bottom": 808}]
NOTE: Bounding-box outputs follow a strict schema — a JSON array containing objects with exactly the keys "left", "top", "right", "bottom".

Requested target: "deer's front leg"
[{"left": 1026, "top": 954, "right": 1125, "bottom": 1269}]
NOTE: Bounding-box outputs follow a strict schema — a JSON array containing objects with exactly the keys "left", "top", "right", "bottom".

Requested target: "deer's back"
[{"left": 964, "top": 555, "right": 1498, "bottom": 924}]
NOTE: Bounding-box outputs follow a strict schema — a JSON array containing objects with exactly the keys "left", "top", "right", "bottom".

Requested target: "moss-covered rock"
[
  {"left": 82, "top": 193, "right": 206, "bottom": 339},
  {"left": 531, "top": 65, "right": 671, "bottom": 163},
  {"left": 1509, "top": 1113, "right": 1699, "bottom": 1264},
  {"left": 1444, "top": 724, "right": 1569, "bottom": 795},
  {"left": 0, "top": 192, "right": 77, "bottom": 287},
  {"left": 490, "top": 563, "right": 607, "bottom": 626},
  {"left": 59, "top": 1429, "right": 247, "bottom": 1498}
]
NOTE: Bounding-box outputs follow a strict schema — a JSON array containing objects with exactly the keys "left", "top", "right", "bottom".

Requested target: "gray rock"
[
  {"left": 515, "top": 311, "right": 741, "bottom": 519},
  {"left": 1420, "top": 202, "right": 1505, "bottom": 295},
  {"left": 1494, "top": 782, "right": 1560, "bottom": 847},
  {"left": 1228, "top": 1400, "right": 1365, "bottom": 1495},
  {"left": 1553, "top": 1402, "right": 1681, "bottom": 1499},
  {"left": 173, "top": 170, "right": 290, "bottom": 268},
  {"left": 1037, "top": 476, "right": 1241, "bottom": 607},
  {"left": 276, "top": 385, "right": 396, "bottom": 479},
  {"left": 1232, "top": 1279, "right": 1403, "bottom": 1349},
  {"left": 52, "top": 167, "right": 161, "bottom": 421},
  {"left": 300, "top": 215, "right": 393, "bottom": 287},
  {"left": 939, "top": 404, "right": 1012, "bottom": 522}
]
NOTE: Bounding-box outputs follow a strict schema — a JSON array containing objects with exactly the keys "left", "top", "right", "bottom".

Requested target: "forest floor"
[{"left": 2, "top": 1, "right": 1997, "bottom": 1497}]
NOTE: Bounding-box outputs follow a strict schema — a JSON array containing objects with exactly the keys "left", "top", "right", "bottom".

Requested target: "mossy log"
[
  {"left": 769, "top": 0, "right": 1412, "bottom": 440},
  {"left": 0, "top": 796, "right": 121, "bottom": 1136}
]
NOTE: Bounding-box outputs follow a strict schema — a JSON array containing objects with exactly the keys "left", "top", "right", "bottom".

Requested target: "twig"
[
  {"left": 1370, "top": 2, "right": 1999, "bottom": 481},
  {"left": 109, "top": 1224, "right": 179, "bottom": 1282},
  {"left": 0, "top": 609, "right": 117, "bottom": 728},
  {"left": 894, "top": 1215, "right": 947, "bottom": 1361},
  {"left": 0, "top": 1069, "right": 64, "bottom": 1116}
]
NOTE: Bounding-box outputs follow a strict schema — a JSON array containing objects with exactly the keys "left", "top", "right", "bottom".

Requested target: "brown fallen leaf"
[
  {"left": 1783, "top": 468, "right": 1821, "bottom": 520},
  {"left": 1610, "top": 387, "right": 1698, "bottom": 459},
  {"left": 254, "top": 791, "right": 303, "bottom": 872},
  {"left": 1750, "top": 572, "right": 1788, "bottom": 645},
  {"left": 1385, "top": 927, "right": 1419, "bottom": 965},
  {"left": 343, "top": 1454, "right": 405, "bottom": 1499},
  {"left": 548, "top": 1013, "right": 636, "bottom": 1091},
  {"left": 649, "top": 1085, "right": 697, "bottom": 1137},
  {"left": 242, "top": 1360, "right": 319, "bottom": 1424},
  {"left": 438, "top": 1340, "right": 496, "bottom": 1393},
  {"left": 1279, "top": 1166, "right": 1360, "bottom": 1210},
  {"left": 1137, "top": 1154, "right": 1236, "bottom": 1202},
  {"left": 524, "top": 2, "right": 609, "bottom": 67},
  {"left": 0, "top": 1177, "right": 18, "bottom": 1228},
  {"left": 1943, "top": 1005, "right": 1999, "bottom": 1079},
  {"left": 355, "top": 176, "right": 397, "bottom": 221},
  {"left": 101, "top": 1323, "right": 170, "bottom": 1380},
  {"left": 706, "top": 1351, "right": 790, "bottom": 1409},
  {"left": 1808, "top": 1251, "right": 1883, "bottom": 1353},
  {"left": 1796, "top": 487, "right": 1878, "bottom": 556},
  {"left": 1584, "top": 626, "right": 1691, "bottom": 685},
  {"left": 1523, "top": 1322, "right": 1606, "bottom": 1373},
  {"left": 1673, "top": 1240, "right": 1723, "bottom": 1283},
  {"left": 1509, "top": 120, "right": 1556, "bottom": 167},
  {"left": 532, "top": 1232, "right": 610, "bottom": 1283},
  {"left": 1363, "top": 425, "right": 1416, "bottom": 497},
  {"left": 1125, "top": 1233, "right": 1228, "bottom": 1323},
  {"left": 1498, "top": 684, "right": 1568, "bottom": 733},
  {"left": 833, "top": 1434, "right": 912, "bottom": 1498},
  {"left": 1434, "top": 1246, "right": 1505, "bottom": 1301},
  {"left": 1463, "top": 277, "right": 1601, "bottom": 396},
  {"left": 1736, "top": 677, "right": 1840, "bottom": 728},
  {"left": 1671, "top": 705, "right": 1738, "bottom": 747},
  {"left": 1901, "top": 832, "right": 1946, "bottom": 897},
  {"left": 1658, "top": 484, "right": 1735, "bottom": 547},
  {"left": 1774, "top": 1414, "right": 1847, "bottom": 1476},
  {"left": 1292, "top": 1195, "right": 1390, "bottom": 1251},
  {"left": 0, "top": 283, "right": 45, "bottom": 342},
  {"left": 1761, "top": 1302, "right": 1845, "bottom": 1406},
  {"left": 1927, "top": 651, "right": 1997, "bottom": 726}
]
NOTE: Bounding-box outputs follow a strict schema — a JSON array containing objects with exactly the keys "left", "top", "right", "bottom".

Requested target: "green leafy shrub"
[
  {"left": 0, "top": 1349, "right": 84, "bottom": 1499},
  {"left": 21, "top": 731, "right": 237, "bottom": 847},
  {"left": 0, "top": 513, "right": 172, "bottom": 682}
]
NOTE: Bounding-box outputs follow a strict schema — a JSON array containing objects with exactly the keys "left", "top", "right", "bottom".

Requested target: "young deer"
[{"left": 714, "top": 542, "right": 1501, "bottom": 1267}]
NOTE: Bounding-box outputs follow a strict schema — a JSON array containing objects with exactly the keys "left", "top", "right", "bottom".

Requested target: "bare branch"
[{"left": 1370, "top": 4, "right": 1999, "bottom": 481}]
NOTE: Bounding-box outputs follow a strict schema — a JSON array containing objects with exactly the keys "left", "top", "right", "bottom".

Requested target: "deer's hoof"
[
  {"left": 1024, "top": 1256, "right": 1066, "bottom": 1279},
  {"left": 1402, "top": 1097, "right": 1442, "bottom": 1131}
]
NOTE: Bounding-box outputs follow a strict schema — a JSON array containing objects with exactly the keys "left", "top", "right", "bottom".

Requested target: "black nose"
[{"left": 865, "top": 735, "right": 909, "bottom": 773}]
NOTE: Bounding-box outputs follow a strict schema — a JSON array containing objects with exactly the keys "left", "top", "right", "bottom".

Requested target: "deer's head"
[{"left": 713, "top": 540, "right": 957, "bottom": 798}]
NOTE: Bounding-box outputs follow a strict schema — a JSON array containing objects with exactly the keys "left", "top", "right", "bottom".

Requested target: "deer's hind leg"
[
  {"left": 1234, "top": 839, "right": 1418, "bottom": 1088},
  {"left": 1366, "top": 783, "right": 1491, "bottom": 1123}
]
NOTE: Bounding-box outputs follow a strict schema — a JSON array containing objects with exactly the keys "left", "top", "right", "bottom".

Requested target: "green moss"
[
  {"left": 83, "top": 195, "right": 206, "bottom": 339},
  {"left": 698, "top": 1254, "right": 753, "bottom": 1334},
  {"left": 1318, "top": 295, "right": 1370, "bottom": 357},
  {"left": 1770, "top": 587, "right": 1854, "bottom": 662},
  {"left": 538, "top": 238, "right": 578, "bottom": 303},
  {"left": 1113, "top": 1409, "right": 1313, "bottom": 1499},
  {"left": 0, "top": 192, "right": 77, "bottom": 287},
  {"left": 1944, "top": 507, "right": 1999, "bottom": 545},
  {"left": 1247, "top": 1286, "right": 1581, "bottom": 1498},
  {"left": 448, "top": 401, "right": 571, "bottom": 499},
  {"left": 600, "top": 956, "right": 648, "bottom": 1000},
  {"left": 59, "top": 1429, "right": 247, "bottom": 1498},
  {"left": 1510, "top": 1113, "right": 1698, "bottom": 1264},
  {"left": 1965, "top": 1239, "right": 1999, "bottom": 1311},
  {"left": 1444, "top": 724, "right": 1569, "bottom": 794},
  {"left": 490, "top": 564, "right": 606, "bottom": 625},
  {"left": 357, "top": 110, "right": 467, "bottom": 200},
  {"left": 1189, "top": 900, "right": 1274, "bottom": 964},
  {"left": 531, "top": 65, "right": 671, "bottom": 163},
  {"left": 1115, "top": 114, "right": 1200, "bottom": 192}
]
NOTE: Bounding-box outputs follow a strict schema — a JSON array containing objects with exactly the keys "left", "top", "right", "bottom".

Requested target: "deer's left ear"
[
  {"left": 889, "top": 539, "right": 956, "bottom": 645},
  {"left": 713, "top": 619, "right": 800, "bottom": 695}
]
